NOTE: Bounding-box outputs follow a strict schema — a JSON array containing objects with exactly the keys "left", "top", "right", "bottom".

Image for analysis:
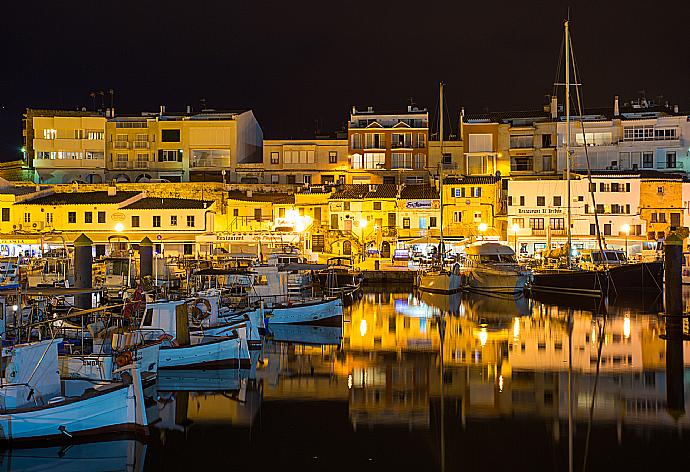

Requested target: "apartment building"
[
  {"left": 461, "top": 97, "right": 558, "bottom": 177},
  {"left": 348, "top": 106, "right": 429, "bottom": 185},
  {"left": 556, "top": 97, "right": 690, "bottom": 174},
  {"left": 261, "top": 137, "right": 348, "bottom": 185},
  {"left": 24, "top": 108, "right": 108, "bottom": 184},
  {"left": 24, "top": 107, "right": 262, "bottom": 184},
  {"left": 106, "top": 108, "right": 262, "bottom": 183}
]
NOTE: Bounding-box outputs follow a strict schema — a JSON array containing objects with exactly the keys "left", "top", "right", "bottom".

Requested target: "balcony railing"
[
  {"left": 191, "top": 158, "right": 232, "bottom": 168},
  {"left": 112, "top": 160, "right": 129, "bottom": 169},
  {"left": 113, "top": 141, "right": 129, "bottom": 149},
  {"left": 391, "top": 141, "right": 413, "bottom": 149},
  {"left": 132, "top": 160, "right": 150, "bottom": 170},
  {"left": 364, "top": 141, "right": 386, "bottom": 149},
  {"left": 133, "top": 141, "right": 150, "bottom": 149}
]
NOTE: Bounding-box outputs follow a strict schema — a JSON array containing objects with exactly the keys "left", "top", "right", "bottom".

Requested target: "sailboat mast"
[
  {"left": 565, "top": 20, "right": 572, "bottom": 267},
  {"left": 439, "top": 82, "right": 444, "bottom": 248}
]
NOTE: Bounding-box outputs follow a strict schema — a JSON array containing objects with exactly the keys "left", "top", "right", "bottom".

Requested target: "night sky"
[{"left": 1, "top": 0, "right": 688, "bottom": 161}]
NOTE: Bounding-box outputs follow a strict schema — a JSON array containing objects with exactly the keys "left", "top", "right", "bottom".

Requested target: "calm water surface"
[{"left": 4, "top": 289, "right": 690, "bottom": 471}]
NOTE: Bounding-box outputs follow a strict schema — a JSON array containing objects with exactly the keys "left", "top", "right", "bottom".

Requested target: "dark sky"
[{"left": 1, "top": 0, "right": 688, "bottom": 160}]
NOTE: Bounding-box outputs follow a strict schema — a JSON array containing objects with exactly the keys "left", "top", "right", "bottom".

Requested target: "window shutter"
[
  {"left": 178, "top": 150, "right": 183, "bottom": 162},
  {"left": 158, "top": 150, "right": 164, "bottom": 162}
]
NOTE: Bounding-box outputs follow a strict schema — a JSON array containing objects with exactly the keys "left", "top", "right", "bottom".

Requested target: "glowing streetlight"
[
  {"left": 623, "top": 316, "right": 631, "bottom": 339},
  {"left": 359, "top": 218, "right": 368, "bottom": 229},
  {"left": 114, "top": 223, "right": 124, "bottom": 233},
  {"left": 620, "top": 223, "right": 630, "bottom": 258},
  {"left": 479, "top": 328, "right": 488, "bottom": 346},
  {"left": 478, "top": 222, "right": 488, "bottom": 232}
]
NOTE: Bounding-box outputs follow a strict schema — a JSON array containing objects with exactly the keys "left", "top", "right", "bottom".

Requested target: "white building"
[
  {"left": 556, "top": 97, "right": 690, "bottom": 173},
  {"left": 508, "top": 172, "right": 646, "bottom": 257}
]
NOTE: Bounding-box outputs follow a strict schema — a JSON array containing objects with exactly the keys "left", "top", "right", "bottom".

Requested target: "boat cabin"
[
  {"left": 579, "top": 249, "right": 627, "bottom": 268},
  {"left": 463, "top": 242, "right": 518, "bottom": 264}
]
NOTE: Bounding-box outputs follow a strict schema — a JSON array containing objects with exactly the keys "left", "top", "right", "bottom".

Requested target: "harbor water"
[{"left": 4, "top": 288, "right": 690, "bottom": 471}]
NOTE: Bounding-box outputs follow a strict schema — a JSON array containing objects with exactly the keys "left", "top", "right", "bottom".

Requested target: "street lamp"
[
  {"left": 478, "top": 222, "right": 488, "bottom": 240},
  {"left": 621, "top": 223, "right": 630, "bottom": 259},
  {"left": 511, "top": 223, "right": 520, "bottom": 255}
]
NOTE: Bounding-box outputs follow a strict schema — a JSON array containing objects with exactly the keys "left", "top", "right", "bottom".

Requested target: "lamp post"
[
  {"left": 621, "top": 223, "right": 630, "bottom": 259},
  {"left": 511, "top": 223, "right": 520, "bottom": 255}
]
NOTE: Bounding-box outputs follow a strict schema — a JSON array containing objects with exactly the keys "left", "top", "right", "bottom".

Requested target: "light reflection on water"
[{"left": 4, "top": 289, "right": 690, "bottom": 471}]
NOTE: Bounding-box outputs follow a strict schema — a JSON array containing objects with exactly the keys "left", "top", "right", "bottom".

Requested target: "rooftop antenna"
[{"left": 109, "top": 89, "right": 114, "bottom": 109}]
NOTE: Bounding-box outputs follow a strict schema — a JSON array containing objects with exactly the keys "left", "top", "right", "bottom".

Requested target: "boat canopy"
[{"left": 465, "top": 242, "right": 516, "bottom": 256}]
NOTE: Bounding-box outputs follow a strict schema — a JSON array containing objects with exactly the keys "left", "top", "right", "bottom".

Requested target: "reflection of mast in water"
[
  {"left": 437, "top": 311, "right": 446, "bottom": 472},
  {"left": 567, "top": 307, "right": 573, "bottom": 472},
  {"left": 582, "top": 311, "right": 606, "bottom": 471}
]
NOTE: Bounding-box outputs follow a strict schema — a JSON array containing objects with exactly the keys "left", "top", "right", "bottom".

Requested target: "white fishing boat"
[
  {"left": 0, "top": 339, "right": 148, "bottom": 441},
  {"left": 139, "top": 299, "right": 251, "bottom": 369},
  {"left": 186, "top": 289, "right": 263, "bottom": 349},
  {"left": 263, "top": 297, "right": 343, "bottom": 326},
  {"left": 417, "top": 83, "right": 463, "bottom": 295},
  {"left": 460, "top": 242, "right": 531, "bottom": 294}
]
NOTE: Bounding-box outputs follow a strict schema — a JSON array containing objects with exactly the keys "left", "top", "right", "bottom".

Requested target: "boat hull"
[
  {"left": 0, "top": 380, "right": 145, "bottom": 441},
  {"left": 529, "top": 269, "right": 605, "bottom": 297},
  {"left": 416, "top": 272, "right": 463, "bottom": 294},
  {"left": 158, "top": 336, "right": 250, "bottom": 369},
  {"left": 463, "top": 268, "right": 530, "bottom": 294},
  {"left": 265, "top": 298, "right": 343, "bottom": 326}
]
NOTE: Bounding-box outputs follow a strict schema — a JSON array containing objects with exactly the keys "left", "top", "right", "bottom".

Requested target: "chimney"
[
  {"left": 614, "top": 95, "right": 620, "bottom": 117},
  {"left": 186, "top": 105, "right": 192, "bottom": 114},
  {"left": 105, "top": 108, "right": 111, "bottom": 118},
  {"left": 108, "top": 185, "right": 117, "bottom": 197},
  {"left": 367, "top": 106, "right": 373, "bottom": 112},
  {"left": 674, "top": 104, "right": 679, "bottom": 113},
  {"left": 550, "top": 96, "right": 558, "bottom": 119},
  {"left": 408, "top": 105, "right": 412, "bottom": 112},
  {"left": 246, "top": 189, "right": 253, "bottom": 198},
  {"left": 160, "top": 105, "right": 166, "bottom": 115}
]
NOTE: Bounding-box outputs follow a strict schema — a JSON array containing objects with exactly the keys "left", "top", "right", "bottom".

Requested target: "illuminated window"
[
  {"left": 270, "top": 152, "right": 279, "bottom": 164},
  {"left": 329, "top": 151, "right": 337, "bottom": 164},
  {"left": 43, "top": 129, "right": 57, "bottom": 139}
]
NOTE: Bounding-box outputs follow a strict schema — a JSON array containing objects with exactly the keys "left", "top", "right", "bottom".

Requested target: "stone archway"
[
  {"left": 136, "top": 173, "right": 152, "bottom": 183},
  {"left": 114, "top": 174, "right": 131, "bottom": 183},
  {"left": 87, "top": 174, "right": 103, "bottom": 184}
]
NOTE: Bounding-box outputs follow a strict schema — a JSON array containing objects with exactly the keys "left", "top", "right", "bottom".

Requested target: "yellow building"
[
  {"left": 106, "top": 109, "right": 262, "bottom": 183},
  {"left": 443, "top": 176, "right": 503, "bottom": 238},
  {"left": 639, "top": 173, "right": 684, "bottom": 241},
  {"left": 261, "top": 138, "right": 349, "bottom": 185},
  {"left": 327, "top": 184, "right": 398, "bottom": 256}
]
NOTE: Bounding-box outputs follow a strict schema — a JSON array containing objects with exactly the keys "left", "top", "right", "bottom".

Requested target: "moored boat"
[
  {"left": 0, "top": 339, "right": 148, "bottom": 441},
  {"left": 263, "top": 297, "right": 343, "bottom": 326},
  {"left": 459, "top": 242, "right": 532, "bottom": 294}
]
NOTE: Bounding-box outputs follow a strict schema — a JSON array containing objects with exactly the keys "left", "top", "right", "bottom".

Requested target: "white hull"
[
  {"left": 158, "top": 336, "right": 250, "bottom": 369},
  {"left": 265, "top": 298, "right": 343, "bottom": 325},
  {"left": 463, "top": 268, "right": 530, "bottom": 294},
  {"left": 417, "top": 272, "right": 463, "bottom": 294},
  {"left": 0, "top": 378, "right": 146, "bottom": 441}
]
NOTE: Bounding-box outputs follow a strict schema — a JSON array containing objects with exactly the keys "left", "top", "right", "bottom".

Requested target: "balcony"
[
  {"left": 391, "top": 141, "right": 413, "bottom": 149},
  {"left": 132, "top": 160, "right": 150, "bottom": 170},
  {"left": 133, "top": 141, "right": 150, "bottom": 149},
  {"left": 112, "top": 160, "right": 129, "bottom": 170},
  {"left": 113, "top": 141, "right": 129, "bottom": 149},
  {"left": 33, "top": 157, "right": 105, "bottom": 169},
  {"left": 364, "top": 141, "right": 386, "bottom": 150},
  {"left": 531, "top": 228, "right": 567, "bottom": 236},
  {"left": 191, "top": 157, "right": 232, "bottom": 168}
]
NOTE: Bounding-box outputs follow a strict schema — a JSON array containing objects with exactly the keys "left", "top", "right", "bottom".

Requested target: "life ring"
[
  {"left": 115, "top": 350, "right": 133, "bottom": 367},
  {"left": 189, "top": 298, "right": 212, "bottom": 323}
]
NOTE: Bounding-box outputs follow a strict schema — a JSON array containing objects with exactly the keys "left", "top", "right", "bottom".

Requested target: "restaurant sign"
[{"left": 405, "top": 200, "right": 440, "bottom": 210}]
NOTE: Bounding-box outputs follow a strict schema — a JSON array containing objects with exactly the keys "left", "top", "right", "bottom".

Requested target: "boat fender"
[
  {"left": 158, "top": 333, "right": 176, "bottom": 346},
  {"left": 115, "top": 350, "right": 133, "bottom": 367},
  {"left": 190, "top": 298, "right": 212, "bottom": 322}
]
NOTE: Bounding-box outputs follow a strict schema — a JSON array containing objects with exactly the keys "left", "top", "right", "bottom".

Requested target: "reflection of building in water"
[
  {"left": 258, "top": 341, "right": 347, "bottom": 401},
  {"left": 338, "top": 293, "right": 690, "bottom": 431}
]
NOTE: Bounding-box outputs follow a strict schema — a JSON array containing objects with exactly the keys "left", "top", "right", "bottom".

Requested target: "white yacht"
[{"left": 460, "top": 242, "right": 531, "bottom": 294}]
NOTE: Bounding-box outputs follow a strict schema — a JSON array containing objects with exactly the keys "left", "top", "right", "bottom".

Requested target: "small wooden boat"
[
  {"left": 0, "top": 339, "right": 148, "bottom": 441},
  {"left": 263, "top": 297, "right": 343, "bottom": 326},
  {"left": 139, "top": 299, "right": 251, "bottom": 369}
]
